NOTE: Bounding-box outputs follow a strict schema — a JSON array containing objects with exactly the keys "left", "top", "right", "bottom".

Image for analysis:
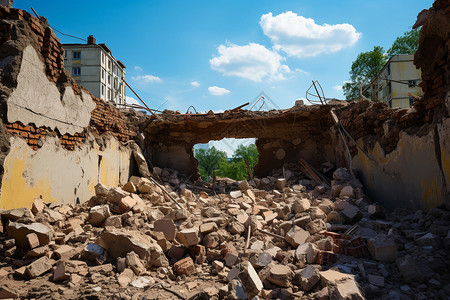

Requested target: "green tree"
[
  {"left": 387, "top": 28, "right": 420, "bottom": 57},
  {"left": 232, "top": 144, "right": 258, "bottom": 167},
  {"left": 194, "top": 146, "right": 227, "bottom": 181},
  {"left": 217, "top": 158, "right": 248, "bottom": 181},
  {"left": 343, "top": 46, "right": 387, "bottom": 100}
]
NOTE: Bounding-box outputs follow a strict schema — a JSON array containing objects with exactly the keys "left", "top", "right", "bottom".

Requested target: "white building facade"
[{"left": 63, "top": 36, "right": 126, "bottom": 106}]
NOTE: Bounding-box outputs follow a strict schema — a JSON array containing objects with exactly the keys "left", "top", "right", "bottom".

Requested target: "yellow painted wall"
[{"left": 0, "top": 135, "right": 132, "bottom": 210}]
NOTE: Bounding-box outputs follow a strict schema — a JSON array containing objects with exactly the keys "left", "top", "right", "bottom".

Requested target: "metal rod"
[
  {"left": 123, "top": 79, "right": 156, "bottom": 117},
  {"left": 30, "top": 7, "right": 40, "bottom": 18}
]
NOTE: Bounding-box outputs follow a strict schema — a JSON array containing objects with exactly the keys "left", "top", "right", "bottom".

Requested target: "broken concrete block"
[
  {"left": 202, "top": 232, "right": 220, "bottom": 248},
  {"left": 107, "top": 187, "right": 129, "bottom": 203},
  {"left": 53, "top": 260, "right": 69, "bottom": 282},
  {"left": 31, "top": 198, "right": 45, "bottom": 215},
  {"left": 173, "top": 257, "right": 195, "bottom": 275},
  {"left": 224, "top": 251, "right": 239, "bottom": 267},
  {"left": 316, "top": 250, "right": 337, "bottom": 265},
  {"left": 339, "top": 185, "right": 354, "bottom": 198},
  {"left": 27, "top": 245, "right": 50, "bottom": 258},
  {"left": 118, "top": 268, "right": 134, "bottom": 287},
  {"left": 238, "top": 180, "right": 251, "bottom": 190},
  {"left": 119, "top": 196, "right": 136, "bottom": 212},
  {"left": 276, "top": 178, "right": 287, "bottom": 190},
  {"left": 299, "top": 265, "right": 320, "bottom": 291},
  {"left": 176, "top": 228, "right": 200, "bottom": 247},
  {"left": 87, "top": 205, "right": 111, "bottom": 227},
  {"left": 293, "top": 198, "right": 311, "bottom": 213},
  {"left": 368, "top": 274, "right": 384, "bottom": 287},
  {"left": 95, "top": 183, "right": 109, "bottom": 197},
  {"left": 238, "top": 261, "right": 263, "bottom": 298},
  {"left": 154, "top": 218, "right": 177, "bottom": 241},
  {"left": 26, "top": 233, "right": 40, "bottom": 249},
  {"left": 396, "top": 256, "right": 423, "bottom": 285},
  {"left": 200, "top": 222, "right": 218, "bottom": 234},
  {"left": 7, "top": 222, "right": 53, "bottom": 247},
  {"left": 131, "top": 194, "right": 146, "bottom": 213},
  {"left": 212, "top": 260, "right": 224, "bottom": 272},
  {"left": 126, "top": 251, "right": 146, "bottom": 275},
  {"left": 1, "top": 208, "right": 34, "bottom": 222},
  {"left": 296, "top": 242, "right": 318, "bottom": 264},
  {"left": 285, "top": 226, "right": 310, "bottom": 247},
  {"left": 305, "top": 219, "right": 326, "bottom": 234},
  {"left": 368, "top": 204, "right": 385, "bottom": 218},
  {"left": 367, "top": 235, "right": 397, "bottom": 262},
  {"left": 228, "top": 221, "right": 245, "bottom": 235},
  {"left": 81, "top": 243, "right": 105, "bottom": 262},
  {"left": 103, "top": 215, "right": 122, "bottom": 228},
  {"left": 267, "top": 264, "right": 294, "bottom": 287},
  {"left": 25, "top": 256, "right": 52, "bottom": 278},
  {"left": 230, "top": 190, "right": 242, "bottom": 199},
  {"left": 249, "top": 252, "right": 272, "bottom": 268},
  {"left": 54, "top": 245, "right": 77, "bottom": 261},
  {"left": 328, "top": 277, "right": 364, "bottom": 300},
  {"left": 137, "top": 179, "right": 153, "bottom": 194},
  {"left": 123, "top": 181, "right": 136, "bottom": 193},
  {"left": 341, "top": 205, "right": 363, "bottom": 224},
  {"left": 167, "top": 245, "right": 185, "bottom": 261},
  {"left": 97, "top": 229, "right": 168, "bottom": 267}
]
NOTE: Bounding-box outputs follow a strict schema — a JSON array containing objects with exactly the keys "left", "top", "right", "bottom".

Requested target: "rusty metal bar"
[{"left": 123, "top": 79, "right": 157, "bottom": 117}]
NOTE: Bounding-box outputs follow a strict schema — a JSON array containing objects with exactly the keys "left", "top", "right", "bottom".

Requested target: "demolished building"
[{"left": 0, "top": 0, "right": 449, "bottom": 299}]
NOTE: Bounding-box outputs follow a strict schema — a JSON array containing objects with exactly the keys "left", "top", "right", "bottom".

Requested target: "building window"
[
  {"left": 408, "top": 80, "right": 417, "bottom": 87},
  {"left": 108, "top": 89, "right": 111, "bottom": 101},
  {"left": 64, "top": 50, "right": 67, "bottom": 58},
  {"left": 387, "top": 64, "right": 390, "bottom": 75},
  {"left": 102, "top": 53, "right": 105, "bottom": 64},
  {"left": 73, "top": 67, "right": 81, "bottom": 76},
  {"left": 108, "top": 75, "right": 111, "bottom": 85},
  {"left": 102, "top": 69, "right": 105, "bottom": 80},
  {"left": 108, "top": 60, "right": 111, "bottom": 70},
  {"left": 409, "top": 97, "right": 416, "bottom": 106},
  {"left": 73, "top": 51, "right": 81, "bottom": 59}
]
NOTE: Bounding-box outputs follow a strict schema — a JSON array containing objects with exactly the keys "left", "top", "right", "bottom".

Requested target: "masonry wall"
[
  {"left": 336, "top": 0, "right": 450, "bottom": 210},
  {"left": 0, "top": 7, "right": 136, "bottom": 209}
]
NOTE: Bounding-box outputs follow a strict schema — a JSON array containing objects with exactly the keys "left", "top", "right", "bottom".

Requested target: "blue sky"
[{"left": 15, "top": 0, "right": 432, "bottom": 114}]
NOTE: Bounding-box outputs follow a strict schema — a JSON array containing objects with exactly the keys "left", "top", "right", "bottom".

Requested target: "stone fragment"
[
  {"left": 202, "top": 232, "right": 220, "bottom": 248},
  {"left": 339, "top": 186, "right": 354, "bottom": 198},
  {"left": 249, "top": 252, "right": 272, "bottom": 268},
  {"left": 285, "top": 226, "right": 310, "bottom": 247},
  {"left": 95, "top": 183, "right": 109, "bottom": 197},
  {"left": 267, "top": 264, "right": 294, "bottom": 287},
  {"left": 200, "top": 222, "right": 218, "bottom": 234},
  {"left": 320, "top": 270, "right": 364, "bottom": 300},
  {"left": 238, "top": 261, "right": 263, "bottom": 298},
  {"left": 176, "top": 228, "right": 200, "bottom": 247},
  {"left": 167, "top": 245, "right": 185, "bottom": 260},
  {"left": 0, "top": 286, "right": 18, "bottom": 299},
  {"left": 118, "top": 268, "right": 134, "bottom": 287},
  {"left": 119, "top": 196, "right": 136, "bottom": 212},
  {"left": 293, "top": 198, "right": 310, "bottom": 213},
  {"left": 368, "top": 204, "right": 385, "bottom": 218},
  {"left": 26, "top": 233, "right": 40, "bottom": 249},
  {"left": 396, "top": 256, "right": 423, "bottom": 285},
  {"left": 126, "top": 251, "right": 145, "bottom": 275},
  {"left": 27, "top": 245, "right": 50, "bottom": 258},
  {"left": 299, "top": 265, "right": 320, "bottom": 291},
  {"left": 230, "top": 191, "right": 242, "bottom": 199},
  {"left": 154, "top": 218, "right": 177, "bottom": 241},
  {"left": 296, "top": 242, "right": 318, "bottom": 264},
  {"left": 173, "top": 257, "right": 195, "bottom": 275},
  {"left": 87, "top": 205, "right": 111, "bottom": 227},
  {"left": 7, "top": 222, "right": 53, "bottom": 247},
  {"left": 212, "top": 260, "right": 224, "bottom": 272},
  {"left": 130, "top": 276, "right": 154, "bottom": 289},
  {"left": 54, "top": 245, "right": 77, "bottom": 261},
  {"left": 103, "top": 215, "right": 122, "bottom": 228},
  {"left": 137, "top": 179, "right": 153, "bottom": 194},
  {"left": 368, "top": 274, "right": 384, "bottom": 287},
  {"left": 276, "top": 178, "right": 287, "bottom": 190},
  {"left": 81, "top": 243, "right": 105, "bottom": 262},
  {"left": 53, "top": 260, "right": 69, "bottom": 282},
  {"left": 238, "top": 180, "right": 251, "bottom": 190},
  {"left": 97, "top": 229, "right": 168, "bottom": 267},
  {"left": 341, "top": 205, "right": 363, "bottom": 224},
  {"left": 123, "top": 181, "right": 136, "bottom": 193},
  {"left": 367, "top": 235, "right": 397, "bottom": 262},
  {"left": 132, "top": 194, "right": 146, "bottom": 213},
  {"left": 228, "top": 221, "right": 245, "bottom": 235},
  {"left": 305, "top": 219, "right": 326, "bottom": 234},
  {"left": 31, "top": 199, "right": 45, "bottom": 215},
  {"left": 25, "top": 256, "right": 52, "bottom": 278}
]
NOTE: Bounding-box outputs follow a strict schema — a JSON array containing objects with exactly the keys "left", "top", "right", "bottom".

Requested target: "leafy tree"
[
  {"left": 343, "top": 46, "right": 387, "bottom": 100},
  {"left": 232, "top": 144, "right": 258, "bottom": 167},
  {"left": 194, "top": 146, "right": 226, "bottom": 181},
  {"left": 387, "top": 28, "right": 420, "bottom": 57},
  {"left": 216, "top": 158, "right": 248, "bottom": 181}
]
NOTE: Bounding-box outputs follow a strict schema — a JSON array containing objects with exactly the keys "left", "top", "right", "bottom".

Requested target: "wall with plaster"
[{"left": 0, "top": 134, "right": 131, "bottom": 210}]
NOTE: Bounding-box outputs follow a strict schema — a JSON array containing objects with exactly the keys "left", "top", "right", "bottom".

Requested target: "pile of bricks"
[{"left": 324, "top": 231, "right": 369, "bottom": 259}]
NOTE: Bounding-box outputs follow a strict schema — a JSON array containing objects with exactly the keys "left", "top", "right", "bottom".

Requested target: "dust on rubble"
[{"left": 0, "top": 166, "right": 449, "bottom": 300}]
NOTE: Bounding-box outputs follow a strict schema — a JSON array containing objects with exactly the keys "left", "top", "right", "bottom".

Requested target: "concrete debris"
[{"left": 0, "top": 169, "right": 449, "bottom": 299}]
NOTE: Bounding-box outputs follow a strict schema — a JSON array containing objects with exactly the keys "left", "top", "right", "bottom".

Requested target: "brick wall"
[
  {"left": 0, "top": 7, "right": 136, "bottom": 150},
  {"left": 0, "top": 6, "right": 64, "bottom": 83}
]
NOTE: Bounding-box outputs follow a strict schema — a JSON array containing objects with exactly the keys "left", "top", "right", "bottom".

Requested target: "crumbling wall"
[
  {"left": 142, "top": 105, "right": 337, "bottom": 180},
  {"left": 0, "top": 7, "right": 137, "bottom": 209},
  {"left": 336, "top": 0, "right": 450, "bottom": 210}
]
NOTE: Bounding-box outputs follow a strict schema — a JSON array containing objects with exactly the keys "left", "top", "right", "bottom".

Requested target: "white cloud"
[
  {"left": 208, "top": 86, "right": 230, "bottom": 96},
  {"left": 334, "top": 81, "right": 351, "bottom": 91},
  {"left": 210, "top": 43, "right": 290, "bottom": 82},
  {"left": 260, "top": 12, "right": 361, "bottom": 58},
  {"left": 191, "top": 81, "right": 200, "bottom": 87},
  {"left": 134, "top": 66, "right": 143, "bottom": 71},
  {"left": 131, "top": 74, "right": 162, "bottom": 83}
]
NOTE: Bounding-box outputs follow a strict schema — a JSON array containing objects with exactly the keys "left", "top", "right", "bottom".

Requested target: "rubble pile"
[{"left": 0, "top": 169, "right": 449, "bottom": 299}]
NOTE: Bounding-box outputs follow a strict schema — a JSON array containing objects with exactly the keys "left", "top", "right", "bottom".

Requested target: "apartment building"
[
  {"left": 63, "top": 35, "right": 126, "bottom": 106},
  {"left": 368, "top": 54, "right": 422, "bottom": 109}
]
